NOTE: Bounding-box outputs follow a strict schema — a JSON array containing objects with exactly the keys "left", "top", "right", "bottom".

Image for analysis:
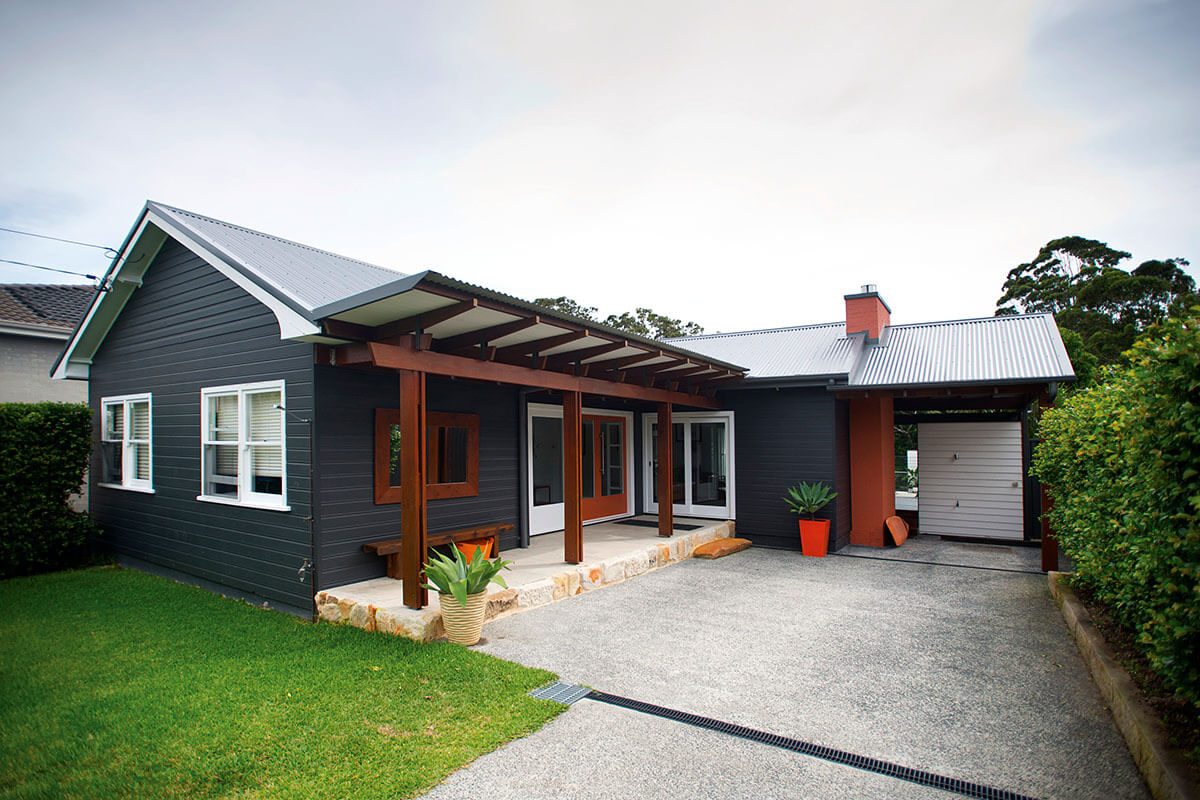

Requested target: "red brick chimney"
[{"left": 844, "top": 284, "right": 891, "bottom": 340}]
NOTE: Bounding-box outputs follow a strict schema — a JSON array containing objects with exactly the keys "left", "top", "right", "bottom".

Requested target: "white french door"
[
  {"left": 642, "top": 411, "right": 735, "bottom": 519},
  {"left": 527, "top": 403, "right": 634, "bottom": 535}
]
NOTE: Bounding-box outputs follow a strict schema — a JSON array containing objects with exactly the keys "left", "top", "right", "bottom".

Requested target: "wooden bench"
[{"left": 363, "top": 523, "right": 514, "bottom": 579}]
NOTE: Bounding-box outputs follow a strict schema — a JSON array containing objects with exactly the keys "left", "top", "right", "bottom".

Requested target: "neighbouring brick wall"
[{"left": 0, "top": 334, "right": 86, "bottom": 403}]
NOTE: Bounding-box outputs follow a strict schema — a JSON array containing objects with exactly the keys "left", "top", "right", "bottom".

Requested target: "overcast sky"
[{"left": 1, "top": 0, "right": 1196, "bottom": 331}]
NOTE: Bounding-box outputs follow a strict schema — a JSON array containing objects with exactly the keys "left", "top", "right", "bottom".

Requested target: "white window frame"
[
  {"left": 641, "top": 410, "right": 736, "bottom": 519},
  {"left": 99, "top": 393, "right": 154, "bottom": 493},
  {"left": 198, "top": 380, "right": 290, "bottom": 512}
]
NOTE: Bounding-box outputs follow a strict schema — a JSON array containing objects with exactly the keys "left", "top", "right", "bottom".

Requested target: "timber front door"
[{"left": 528, "top": 404, "right": 633, "bottom": 535}]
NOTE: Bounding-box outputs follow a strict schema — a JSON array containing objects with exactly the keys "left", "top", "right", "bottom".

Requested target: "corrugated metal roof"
[
  {"left": 672, "top": 323, "right": 857, "bottom": 379},
  {"left": 140, "top": 203, "right": 749, "bottom": 373},
  {"left": 149, "top": 202, "right": 405, "bottom": 315},
  {"left": 851, "top": 314, "right": 1074, "bottom": 387}
]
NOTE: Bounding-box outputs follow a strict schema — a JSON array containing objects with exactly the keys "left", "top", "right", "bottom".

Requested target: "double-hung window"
[
  {"left": 199, "top": 380, "right": 288, "bottom": 510},
  {"left": 100, "top": 394, "right": 152, "bottom": 491}
]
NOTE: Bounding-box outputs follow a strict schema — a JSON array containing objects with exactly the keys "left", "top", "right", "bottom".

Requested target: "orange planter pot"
[{"left": 798, "top": 519, "right": 830, "bottom": 557}]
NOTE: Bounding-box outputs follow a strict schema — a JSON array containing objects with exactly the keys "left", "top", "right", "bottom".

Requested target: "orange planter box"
[
  {"left": 454, "top": 536, "right": 495, "bottom": 561},
  {"left": 798, "top": 519, "right": 830, "bottom": 557}
]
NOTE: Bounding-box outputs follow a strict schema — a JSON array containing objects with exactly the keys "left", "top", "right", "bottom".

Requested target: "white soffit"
[
  {"left": 539, "top": 336, "right": 602, "bottom": 357},
  {"left": 425, "top": 306, "right": 520, "bottom": 338},
  {"left": 582, "top": 346, "right": 658, "bottom": 364},
  {"left": 332, "top": 290, "right": 455, "bottom": 327},
  {"left": 52, "top": 216, "right": 168, "bottom": 380},
  {"left": 488, "top": 322, "right": 573, "bottom": 349}
]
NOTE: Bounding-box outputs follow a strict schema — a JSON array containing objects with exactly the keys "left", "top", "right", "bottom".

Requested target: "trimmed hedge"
[
  {"left": 0, "top": 402, "right": 99, "bottom": 578},
  {"left": 1034, "top": 309, "right": 1200, "bottom": 707}
]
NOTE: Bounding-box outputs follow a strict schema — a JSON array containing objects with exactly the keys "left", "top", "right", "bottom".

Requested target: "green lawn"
[{"left": 0, "top": 566, "right": 564, "bottom": 799}]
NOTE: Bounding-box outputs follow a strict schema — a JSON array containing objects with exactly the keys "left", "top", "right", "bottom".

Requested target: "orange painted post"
[
  {"left": 847, "top": 395, "right": 896, "bottom": 547},
  {"left": 563, "top": 390, "right": 583, "bottom": 564},
  {"left": 399, "top": 369, "right": 428, "bottom": 608},
  {"left": 658, "top": 402, "right": 674, "bottom": 537}
]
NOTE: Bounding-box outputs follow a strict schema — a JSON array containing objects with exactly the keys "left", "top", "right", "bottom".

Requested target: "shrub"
[
  {"left": 0, "top": 402, "right": 99, "bottom": 578},
  {"left": 1034, "top": 309, "right": 1200, "bottom": 707}
]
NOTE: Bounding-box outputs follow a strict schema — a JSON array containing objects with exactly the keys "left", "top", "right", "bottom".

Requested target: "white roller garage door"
[{"left": 917, "top": 421, "right": 1024, "bottom": 541}]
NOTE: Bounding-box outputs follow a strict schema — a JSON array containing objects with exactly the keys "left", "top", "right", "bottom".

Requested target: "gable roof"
[
  {"left": 0, "top": 284, "right": 95, "bottom": 340},
  {"left": 675, "top": 313, "right": 1075, "bottom": 388},
  {"left": 148, "top": 202, "right": 407, "bottom": 315},
  {"left": 53, "top": 202, "right": 748, "bottom": 381}
]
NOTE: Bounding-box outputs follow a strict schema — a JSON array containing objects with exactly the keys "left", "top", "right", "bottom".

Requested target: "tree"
[
  {"left": 532, "top": 296, "right": 598, "bottom": 322},
  {"left": 602, "top": 308, "right": 703, "bottom": 339},
  {"left": 996, "top": 236, "right": 1197, "bottom": 369},
  {"left": 533, "top": 298, "right": 704, "bottom": 339}
]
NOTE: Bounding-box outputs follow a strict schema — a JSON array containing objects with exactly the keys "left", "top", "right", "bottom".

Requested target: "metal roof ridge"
[
  {"left": 883, "top": 312, "right": 1054, "bottom": 330},
  {"left": 671, "top": 321, "right": 846, "bottom": 341},
  {"left": 146, "top": 201, "right": 407, "bottom": 279}
]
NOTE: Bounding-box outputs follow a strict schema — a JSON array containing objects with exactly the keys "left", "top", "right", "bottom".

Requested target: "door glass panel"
[
  {"left": 650, "top": 422, "right": 686, "bottom": 504},
  {"left": 672, "top": 422, "right": 685, "bottom": 504},
  {"left": 581, "top": 420, "right": 595, "bottom": 499},
  {"left": 532, "top": 416, "right": 562, "bottom": 506},
  {"left": 601, "top": 421, "right": 622, "bottom": 496},
  {"left": 691, "top": 422, "right": 726, "bottom": 507}
]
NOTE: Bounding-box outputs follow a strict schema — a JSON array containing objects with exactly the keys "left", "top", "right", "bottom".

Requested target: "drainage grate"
[
  {"left": 586, "top": 689, "right": 1041, "bottom": 800},
  {"left": 528, "top": 681, "right": 593, "bottom": 705}
]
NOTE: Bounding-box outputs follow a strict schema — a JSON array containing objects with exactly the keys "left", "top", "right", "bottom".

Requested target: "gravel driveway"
[{"left": 421, "top": 547, "right": 1147, "bottom": 800}]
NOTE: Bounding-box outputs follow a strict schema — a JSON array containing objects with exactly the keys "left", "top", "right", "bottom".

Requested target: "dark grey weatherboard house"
[{"left": 54, "top": 202, "right": 1074, "bottom": 617}]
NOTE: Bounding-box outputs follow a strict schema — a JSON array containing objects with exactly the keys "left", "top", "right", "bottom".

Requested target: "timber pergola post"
[
  {"left": 658, "top": 402, "right": 673, "bottom": 537},
  {"left": 399, "top": 369, "right": 428, "bottom": 609},
  {"left": 563, "top": 391, "right": 583, "bottom": 564}
]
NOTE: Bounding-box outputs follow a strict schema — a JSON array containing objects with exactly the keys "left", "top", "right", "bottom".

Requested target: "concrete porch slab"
[{"left": 314, "top": 517, "right": 735, "bottom": 642}]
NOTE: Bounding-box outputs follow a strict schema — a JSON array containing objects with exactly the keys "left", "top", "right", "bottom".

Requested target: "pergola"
[{"left": 312, "top": 272, "right": 746, "bottom": 608}]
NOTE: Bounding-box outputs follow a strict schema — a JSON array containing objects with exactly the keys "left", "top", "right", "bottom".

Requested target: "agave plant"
[
  {"left": 421, "top": 546, "right": 513, "bottom": 607},
  {"left": 783, "top": 481, "right": 837, "bottom": 520}
]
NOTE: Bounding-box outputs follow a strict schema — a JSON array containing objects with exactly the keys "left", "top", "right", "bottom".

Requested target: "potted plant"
[
  {"left": 783, "top": 481, "right": 838, "bottom": 557},
  {"left": 422, "top": 546, "right": 513, "bottom": 646}
]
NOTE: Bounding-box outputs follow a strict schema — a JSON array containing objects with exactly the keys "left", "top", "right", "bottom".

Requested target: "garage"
[{"left": 916, "top": 420, "right": 1025, "bottom": 541}]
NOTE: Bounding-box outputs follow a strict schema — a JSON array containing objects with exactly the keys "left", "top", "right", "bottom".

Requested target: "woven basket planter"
[{"left": 439, "top": 591, "right": 488, "bottom": 646}]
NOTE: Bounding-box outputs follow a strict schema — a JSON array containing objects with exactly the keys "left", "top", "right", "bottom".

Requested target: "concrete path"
[{"left": 421, "top": 547, "right": 1148, "bottom": 800}]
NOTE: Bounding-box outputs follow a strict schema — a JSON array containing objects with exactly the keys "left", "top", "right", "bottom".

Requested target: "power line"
[
  {"left": 0, "top": 225, "right": 117, "bottom": 257},
  {"left": 0, "top": 257, "right": 101, "bottom": 282}
]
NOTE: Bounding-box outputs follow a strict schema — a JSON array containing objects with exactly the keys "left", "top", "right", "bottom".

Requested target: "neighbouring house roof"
[
  {"left": 675, "top": 313, "right": 1075, "bottom": 389},
  {"left": 0, "top": 283, "right": 95, "bottom": 340}
]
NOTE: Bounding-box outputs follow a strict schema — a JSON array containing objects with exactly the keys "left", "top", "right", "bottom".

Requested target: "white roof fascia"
[
  {"left": 145, "top": 207, "right": 320, "bottom": 340},
  {"left": 52, "top": 214, "right": 165, "bottom": 380}
]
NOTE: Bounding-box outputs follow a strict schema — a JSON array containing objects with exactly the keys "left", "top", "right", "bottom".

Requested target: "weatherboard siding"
[
  {"left": 313, "top": 370, "right": 520, "bottom": 590},
  {"left": 88, "top": 239, "right": 315, "bottom": 613},
  {"left": 719, "top": 387, "right": 841, "bottom": 550}
]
